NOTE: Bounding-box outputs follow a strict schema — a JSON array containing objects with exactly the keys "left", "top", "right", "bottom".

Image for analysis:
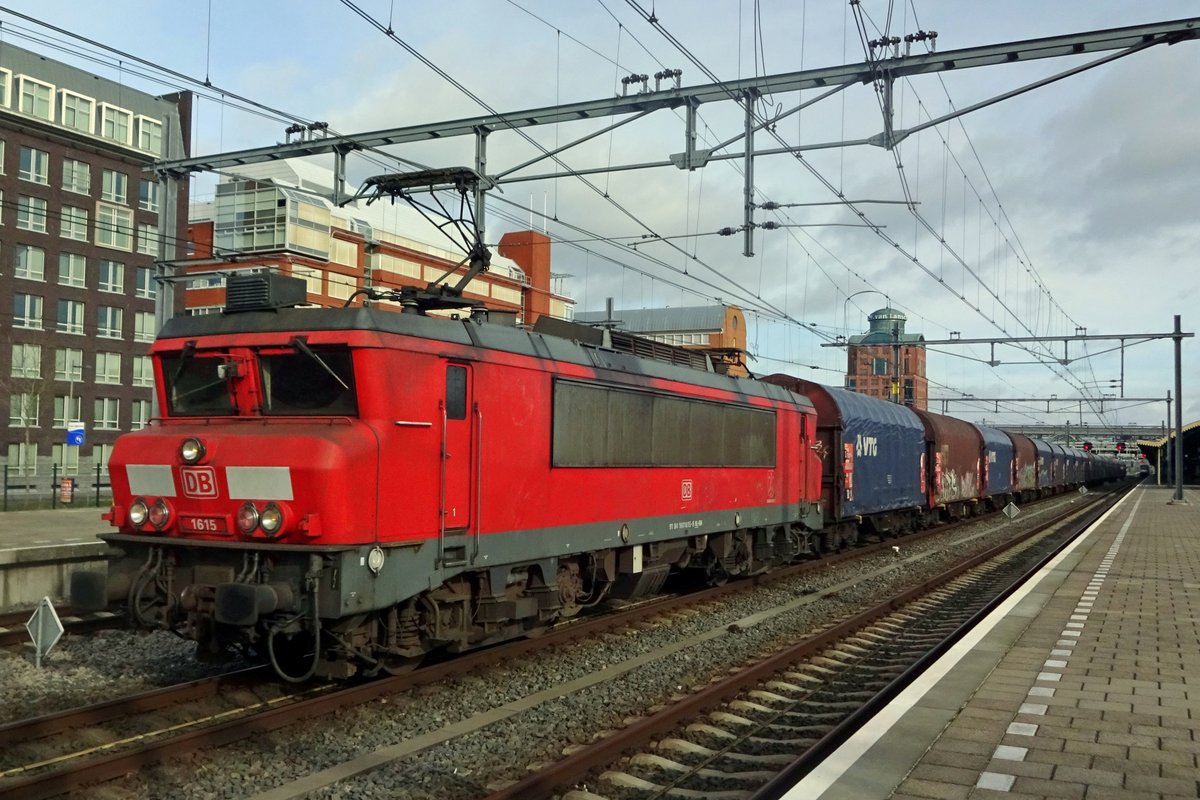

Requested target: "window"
[
  {"left": 136, "top": 116, "right": 162, "bottom": 154},
  {"left": 10, "top": 342, "right": 41, "bottom": 378},
  {"left": 96, "top": 351, "right": 121, "bottom": 384},
  {"left": 96, "top": 203, "right": 132, "bottom": 249},
  {"left": 136, "top": 223, "right": 157, "bottom": 255},
  {"left": 9, "top": 392, "right": 39, "bottom": 427},
  {"left": 872, "top": 357, "right": 889, "bottom": 376},
  {"left": 53, "top": 396, "right": 82, "bottom": 429},
  {"left": 100, "top": 104, "right": 131, "bottom": 145},
  {"left": 135, "top": 266, "right": 156, "bottom": 299},
  {"left": 60, "top": 90, "right": 94, "bottom": 134},
  {"left": 134, "top": 311, "right": 156, "bottom": 343},
  {"left": 55, "top": 348, "right": 83, "bottom": 381},
  {"left": 97, "top": 259, "right": 124, "bottom": 293},
  {"left": 258, "top": 349, "right": 358, "bottom": 416},
  {"left": 292, "top": 266, "right": 322, "bottom": 294},
  {"left": 17, "top": 76, "right": 54, "bottom": 121},
  {"left": 59, "top": 252, "right": 86, "bottom": 287},
  {"left": 94, "top": 397, "right": 120, "bottom": 430},
  {"left": 0, "top": 139, "right": 4, "bottom": 174},
  {"left": 62, "top": 158, "right": 90, "bottom": 194},
  {"left": 18, "top": 146, "right": 48, "bottom": 183},
  {"left": 61, "top": 206, "right": 89, "bottom": 240},
  {"left": 139, "top": 180, "right": 159, "bottom": 213},
  {"left": 0, "top": 69, "right": 10, "bottom": 107},
  {"left": 132, "top": 355, "right": 154, "bottom": 387},
  {"left": 92, "top": 444, "right": 113, "bottom": 472},
  {"left": 446, "top": 365, "right": 467, "bottom": 420},
  {"left": 13, "top": 293, "right": 43, "bottom": 329},
  {"left": 131, "top": 399, "right": 152, "bottom": 430},
  {"left": 14, "top": 244, "right": 45, "bottom": 281},
  {"left": 7, "top": 443, "right": 37, "bottom": 477},
  {"left": 97, "top": 305, "right": 122, "bottom": 339},
  {"left": 101, "top": 169, "right": 127, "bottom": 203},
  {"left": 16, "top": 196, "right": 48, "bottom": 232},
  {"left": 57, "top": 299, "right": 85, "bottom": 335},
  {"left": 52, "top": 443, "right": 80, "bottom": 475}
]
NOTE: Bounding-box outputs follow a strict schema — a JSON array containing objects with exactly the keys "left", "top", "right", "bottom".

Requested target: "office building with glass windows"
[{"left": 0, "top": 42, "right": 190, "bottom": 490}]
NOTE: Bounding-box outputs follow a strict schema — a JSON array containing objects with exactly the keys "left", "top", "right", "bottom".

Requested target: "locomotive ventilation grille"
[{"left": 224, "top": 273, "right": 309, "bottom": 313}]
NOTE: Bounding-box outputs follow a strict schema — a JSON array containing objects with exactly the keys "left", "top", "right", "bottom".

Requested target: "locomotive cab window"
[
  {"left": 260, "top": 346, "right": 357, "bottom": 416},
  {"left": 162, "top": 353, "right": 237, "bottom": 416}
]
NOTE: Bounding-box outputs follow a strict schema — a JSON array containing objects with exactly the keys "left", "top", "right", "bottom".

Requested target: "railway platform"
[
  {"left": 789, "top": 483, "right": 1199, "bottom": 800},
  {"left": 0, "top": 507, "right": 110, "bottom": 612}
]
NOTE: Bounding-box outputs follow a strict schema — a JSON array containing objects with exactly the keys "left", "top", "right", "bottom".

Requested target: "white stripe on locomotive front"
[
  {"left": 125, "top": 465, "right": 177, "bottom": 497},
  {"left": 225, "top": 466, "right": 294, "bottom": 500}
]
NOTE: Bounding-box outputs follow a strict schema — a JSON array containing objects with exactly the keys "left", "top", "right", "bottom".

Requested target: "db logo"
[
  {"left": 181, "top": 467, "right": 218, "bottom": 499},
  {"left": 681, "top": 479, "right": 693, "bottom": 501}
]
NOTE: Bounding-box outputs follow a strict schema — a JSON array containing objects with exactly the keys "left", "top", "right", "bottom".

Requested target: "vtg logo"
[
  {"left": 855, "top": 434, "right": 878, "bottom": 457},
  {"left": 181, "top": 466, "right": 218, "bottom": 499}
]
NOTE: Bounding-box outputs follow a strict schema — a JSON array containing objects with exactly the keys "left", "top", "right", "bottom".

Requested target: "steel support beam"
[
  {"left": 151, "top": 18, "right": 1199, "bottom": 176},
  {"left": 743, "top": 93, "right": 756, "bottom": 257},
  {"left": 1172, "top": 315, "right": 1185, "bottom": 502}
]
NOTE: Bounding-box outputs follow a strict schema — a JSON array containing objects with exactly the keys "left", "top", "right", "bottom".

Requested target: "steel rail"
[
  {"left": 480, "top": 484, "right": 1129, "bottom": 800},
  {"left": 0, "top": 485, "right": 1116, "bottom": 799}
]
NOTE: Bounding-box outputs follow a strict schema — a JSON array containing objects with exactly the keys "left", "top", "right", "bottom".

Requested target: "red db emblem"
[{"left": 181, "top": 467, "right": 218, "bottom": 498}]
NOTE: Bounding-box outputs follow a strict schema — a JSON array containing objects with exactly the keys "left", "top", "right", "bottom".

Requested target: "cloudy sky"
[{"left": 6, "top": 1, "right": 1196, "bottom": 429}]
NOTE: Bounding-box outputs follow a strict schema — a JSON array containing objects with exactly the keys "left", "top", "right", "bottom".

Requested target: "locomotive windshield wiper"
[
  {"left": 290, "top": 336, "right": 350, "bottom": 390},
  {"left": 170, "top": 340, "right": 196, "bottom": 387}
]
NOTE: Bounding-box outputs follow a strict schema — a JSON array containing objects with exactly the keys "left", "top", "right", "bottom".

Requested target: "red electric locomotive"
[{"left": 73, "top": 271, "right": 825, "bottom": 680}]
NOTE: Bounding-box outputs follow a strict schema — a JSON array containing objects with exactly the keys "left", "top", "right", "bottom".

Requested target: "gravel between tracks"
[{"left": 0, "top": 495, "right": 1086, "bottom": 800}]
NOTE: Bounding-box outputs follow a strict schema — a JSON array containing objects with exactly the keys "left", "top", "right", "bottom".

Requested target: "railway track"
[
  {"left": 481, "top": 484, "right": 1129, "bottom": 800},
  {"left": 0, "top": 609, "right": 123, "bottom": 649},
  {"left": 0, "top": 487, "right": 1117, "bottom": 799}
]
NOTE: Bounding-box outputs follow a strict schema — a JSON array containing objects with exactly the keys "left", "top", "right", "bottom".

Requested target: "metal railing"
[{"left": 2, "top": 463, "right": 111, "bottom": 511}]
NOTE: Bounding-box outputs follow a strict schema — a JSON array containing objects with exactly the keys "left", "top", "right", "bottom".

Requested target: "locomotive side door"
[{"left": 441, "top": 363, "right": 474, "bottom": 542}]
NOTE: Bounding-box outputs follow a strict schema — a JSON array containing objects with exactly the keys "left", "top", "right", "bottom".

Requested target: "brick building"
[
  {"left": 844, "top": 307, "right": 928, "bottom": 409},
  {"left": 184, "top": 163, "right": 574, "bottom": 325},
  {"left": 573, "top": 304, "right": 749, "bottom": 375},
  {"left": 1, "top": 43, "right": 190, "bottom": 486}
]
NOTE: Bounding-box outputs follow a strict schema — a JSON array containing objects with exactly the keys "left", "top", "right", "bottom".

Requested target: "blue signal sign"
[{"left": 66, "top": 424, "right": 85, "bottom": 446}]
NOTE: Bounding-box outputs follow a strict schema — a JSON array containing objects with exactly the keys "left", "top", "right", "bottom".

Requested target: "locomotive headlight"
[
  {"left": 148, "top": 499, "right": 172, "bottom": 531},
  {"left": 236, "top": 502, "right": 260, "bottom": 534},
  {"left": 129, "top": 498, "right": 149, "bottom": 528},
  {"left": 180, "top": 437, "right": 206, "bottom": 464},
  {"left": 259, "top": 503, "right": 284, "bottom": 536}
]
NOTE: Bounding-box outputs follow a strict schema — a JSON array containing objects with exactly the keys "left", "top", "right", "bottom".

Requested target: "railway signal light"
[
  {"left": 1116, "top": 441, "right": 1126, "bottom": 453},
  {"left": 1082, "top": 441, "right": 1092, "bottom": 452}
]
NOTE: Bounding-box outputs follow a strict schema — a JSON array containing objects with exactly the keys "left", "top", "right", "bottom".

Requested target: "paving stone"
[
  {"left": 892, "top": 777, "right": 971, "bottom": 800},
  {"left": 1046, "top": 765, "right": 1123, "bottom": 787},
  {"left": 1123, "top": 773, "right": 1200, "bottom": 796}
]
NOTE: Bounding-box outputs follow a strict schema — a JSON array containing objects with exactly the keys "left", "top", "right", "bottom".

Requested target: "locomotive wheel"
[
  {"left": 705, "top": 557, "right": 729, "bottom": 587},
  {"left": 378, "top": 655, "right": 422, "bottom": 676}
]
